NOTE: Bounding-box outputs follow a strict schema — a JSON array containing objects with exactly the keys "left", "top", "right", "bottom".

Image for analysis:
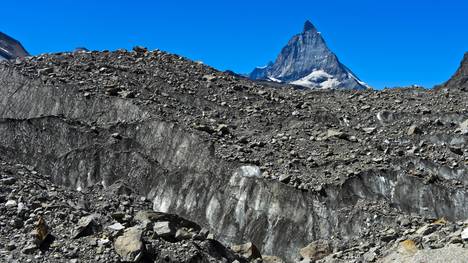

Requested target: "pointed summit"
[
  {"left": 249, "top": 21, "right": 368, "bottom": 90},
  {"left": 303, "top": 20, "right": 317, "bottom": 32}
]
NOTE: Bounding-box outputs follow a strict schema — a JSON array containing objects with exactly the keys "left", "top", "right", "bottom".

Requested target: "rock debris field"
[{"left": 0, "top": 48, "right": 467, "bottom": 262}]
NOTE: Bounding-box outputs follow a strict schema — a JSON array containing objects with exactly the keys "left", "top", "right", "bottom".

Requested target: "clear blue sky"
[{"left": 2, "top": 0, "right": 467, "bottom": 88}]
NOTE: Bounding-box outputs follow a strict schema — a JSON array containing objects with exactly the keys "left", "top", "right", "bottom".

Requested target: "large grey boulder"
[
  {"left": 231, "top": 242, "right": 262, "bottom": 260},
  {"left": 299, "top": 240, "right": 331, "bottom": 262},
  {"left": 114, "top": 226, "right": 144, "bottom": 262}
]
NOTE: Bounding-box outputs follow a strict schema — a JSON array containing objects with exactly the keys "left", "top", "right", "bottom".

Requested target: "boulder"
[
  {"left": 5, "top": 199, "right": 17, "bottom": 208},
  {"left": 279, "top": 174, "right": 291, "bottom": 183},
  {"left": 458, "top": 119, "right": 468, "bottom": 134},
  {"left": 407, "top": 124, "right": 422, "bottom": 135},
  {"left": 1, "top": 177, "right": 16, "bottom": 185},
  {"left": 376, "top": 111, "right": 395, "bottom": 125},
  {"left": 107, "top": 180, "right": 134, "bottom": 196},
  {"left": 326, "top": 129, "right": 345, "bottom": 139},
  {"left": 415, "top": 223, "right": 439, "bottom": 236},
  {"left": 397, "top": 240, "right": 418, "bottom": 255},
  {"left": 175, "top": 228, "right": 195, "bottom": 240},
  {"left": 299, "top": 240, "right": 331, "bottom": 262},
  {"left": 114, "top": 226, "right": 144, "bottom": 262},
  {"left": 72, "top": 214, "right": 101, "bottom": 239},
  {"left": 231, "top": 242, "right": 262, "bottom": 260},
  {"left": 31, "top": 216, "right": 50, "bottom": 247},
  {"left": 153, "top": 221, "right": 175, "bottom": 239},
  {"left": 107, "top": 222, "right": 125, "bottom": 232},
  {"left": 461, "top": 227, "right": 468, "bottom": 240},
  {"left": 132, "top": 46, "right": 148, "bottom": 54},
  {"left": 135, "top": 210, "right": 201, "bottom": 234}
]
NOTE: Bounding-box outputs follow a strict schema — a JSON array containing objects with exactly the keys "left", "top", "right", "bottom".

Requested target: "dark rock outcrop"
[{"left": 0, "top": 32, "right": 29, "bottom": 60}]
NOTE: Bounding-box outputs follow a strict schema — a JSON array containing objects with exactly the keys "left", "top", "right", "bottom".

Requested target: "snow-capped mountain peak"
[{"left": 249, "top": 20, "right": 369, "bottom": 90}]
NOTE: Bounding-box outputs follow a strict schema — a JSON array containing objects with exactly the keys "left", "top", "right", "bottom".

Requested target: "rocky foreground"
[
  {"left": 0, "top": 158, "right": 255, "bottom": 262},
  {"left": 1, "top": 157, "right": 467, "bottom": 263},
  {"left": 0, "top": 48, "right": 467, "bottom": 262}
]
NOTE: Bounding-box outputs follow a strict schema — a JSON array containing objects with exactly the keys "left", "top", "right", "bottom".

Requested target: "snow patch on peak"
[
  {"left": 347, "top": 72, "right": 371, "bottom": 89},
  {"left": 290, "top": 70, "right": 341, "bottom": 89},
  {"left": 268, "top": 76, "right": 282, "bottom": 83}
]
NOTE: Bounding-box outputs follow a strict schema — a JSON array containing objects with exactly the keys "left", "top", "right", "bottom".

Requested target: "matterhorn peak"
[
  {"left": 303, "top": 20, "right": 317, "bottom": 32},
  {"left": 249, "top": 21, "right": 368, "bottom": 90}
]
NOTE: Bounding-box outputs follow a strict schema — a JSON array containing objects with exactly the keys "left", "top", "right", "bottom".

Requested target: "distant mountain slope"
[
  {"left": 250, "top": 20, "right": 369, "bottom": 90},
  {"left": 0, "top": 32, "right": 29, "bottom": 60},
  {"left": 436, "top": 52, "right": 468, "bottom": 91}
]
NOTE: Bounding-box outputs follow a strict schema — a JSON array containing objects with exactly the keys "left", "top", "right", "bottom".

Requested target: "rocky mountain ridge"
[
  {"left": 0, "top": 31, "right": 29, "bottom": 60},
  {"left": 436, "top": 52, "right": 468, "bottom": 91},
  {"left": 249, "top": 21, "right": 368, "bottom": 90},
  {"left": 0, "top": 47, "right": 467, "bottom": 262}
]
